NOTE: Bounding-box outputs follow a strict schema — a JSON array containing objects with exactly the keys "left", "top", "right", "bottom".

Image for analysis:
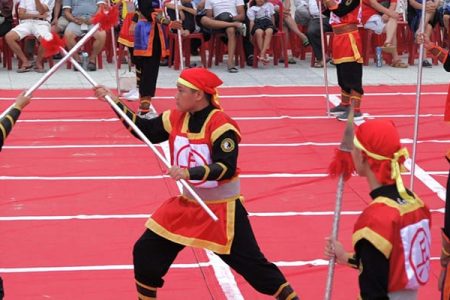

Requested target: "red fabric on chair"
[{"left": 168, "top": 32, "right": 207, "bottom": 70}]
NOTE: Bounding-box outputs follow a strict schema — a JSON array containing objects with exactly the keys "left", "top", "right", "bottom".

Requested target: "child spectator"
[{"left": 247, "top": 0, "right": 276, "bottom": 64}]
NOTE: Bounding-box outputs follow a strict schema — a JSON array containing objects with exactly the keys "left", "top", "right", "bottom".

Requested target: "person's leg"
[
  {"left": 306, "top": 18, "right": 324, "bottom": 61},
  {"left": 133, "top": 229, "right": 185, "bottom": 299},
  {"left": 330, "top": 63, "right": 352, "bottom": 114},
  {"left": 33, "top": 22, "right": 52, "bottom": 71},
  {"left": 225, "top": 26, "right": 237, "bottom": 70},
  {"left": 88, "top": 29, "right": 107, "bottom": 69},
  {"left": 137, "top": 28, "right": 161, "bottom": 118},
  {"left": 336, "top": 62, "right": 364, "bottom": 121},
  {"left": 254, "top": 29, "right": 264, "bottom": 53},
  {"left": 64, "top": 22, "right": 82, "bottom": 62},
  {"left": 260, "top": 28, "right": 273, "bottom": 61},
  {"left": 217, "top": 201, "right": 299, "bottom": 299},
  {"left": 5, "top": 24, "right": 31, "bottom": 69}
]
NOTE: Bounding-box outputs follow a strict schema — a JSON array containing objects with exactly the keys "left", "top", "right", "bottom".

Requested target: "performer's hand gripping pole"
[
  {"left": 324, "top": 101, "right": 355, "bottom": 300},
  {"left": 317, "top": 0, "right": 331, "bottom": 116},
  {"left": 59, "top": 47, "right": 217, "bottom": 221}
]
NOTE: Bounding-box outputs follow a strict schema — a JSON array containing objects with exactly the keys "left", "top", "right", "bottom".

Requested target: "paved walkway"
[{"left": 0, "top": 53, "right": 448, "bottom": 90}]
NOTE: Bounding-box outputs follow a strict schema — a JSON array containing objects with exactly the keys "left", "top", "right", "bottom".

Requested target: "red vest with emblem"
[{"left": 352, "top": 196, "right": 431, "bottom": 292}]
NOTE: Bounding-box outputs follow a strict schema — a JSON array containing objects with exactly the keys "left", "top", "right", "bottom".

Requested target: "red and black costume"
[
  {"left": 343, "top": 120, "right": 432, "bottom": 299},
  {"left": 109, "top": 68, "right": 298, "bottom": 300},
  {"left": 0, "top": 106, "right": 21, "bottom": 151},
  {"left": 128, "top": 0, "right": 171, "bottom": 114},
  {"left": 324, "top": 0, "right": 364, "bottom": 118}
]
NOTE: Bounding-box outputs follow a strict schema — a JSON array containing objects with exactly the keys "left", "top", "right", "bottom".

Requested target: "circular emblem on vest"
[{"left": 221, "top": 138, "right": 235, "bottom": 152}]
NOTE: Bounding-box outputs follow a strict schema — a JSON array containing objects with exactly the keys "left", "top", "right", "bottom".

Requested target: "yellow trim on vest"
[
  {"left": 137, "top": 292, "right": 155, "bottom": 300},
  {"left": 162, "top": 110, "right": 172, "bottom": 134},
  {"left": 181, "top": 110, "right": 219, "bottom": 139},
  {"left": 6, "top": 115, "right": 15, "bottom": 126},
  {"left": 352, "top": 227, "right": 392, "bottom": 259},
  {"left": 211, "top": 124, "right": 241, "bottom": 144},
  {"left": 146, "top": 201, "right": 236, "bottom": 254},
  {"left": 371, "top": 196, "right": 424, "bottom": 216}
]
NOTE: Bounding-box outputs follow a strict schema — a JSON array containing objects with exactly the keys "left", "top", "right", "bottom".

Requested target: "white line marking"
[
  {"left": 0, "top": 256, "right": 441, "bottom": 273},
  {"left": 0, "top": 208, "right": 444, "bottom": 222},
  {"left": 404, "top": 158, "right": 447, "bottom": 201}
]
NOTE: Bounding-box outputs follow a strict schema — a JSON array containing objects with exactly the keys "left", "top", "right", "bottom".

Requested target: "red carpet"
[{"left": 0, "top": 85, "right": 447, "bottom": 299}]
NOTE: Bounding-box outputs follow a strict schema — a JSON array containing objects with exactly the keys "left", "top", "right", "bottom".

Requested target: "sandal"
[
  {"left": 227, "top": 66, "right": 238, "bottom": 73},
  {"left": 34, "top": 66, "right": 46, "bottom": 73},
  {"left": 313, "top": 61, "right": 324, "bottom": 68},
  {"left": 17, "top": 64, "right": 33, "bottom": 73},
  {"left": 391, "top": 60, "right": 408, "bottom": 68},
  {"left": 381, "top": 43, "right": 396, "bottom": 54}
]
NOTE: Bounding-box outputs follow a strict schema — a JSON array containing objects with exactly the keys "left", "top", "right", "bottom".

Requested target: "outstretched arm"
[{"left": 0, "top": 92, "right": 32, "bottom": 151}]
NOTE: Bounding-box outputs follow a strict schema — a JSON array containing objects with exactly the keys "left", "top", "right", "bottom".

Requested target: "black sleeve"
[
  {"left": 188, "top": 130, "right": 238, "bottom": 181},
  {"left": 445, "top": 156, "right": 450, "bottom": 236},
  {"left": 137, "top": 0, "right": 155, "bottom": 21},
  {"left": 0, "top": 107, "right": 21, "bottom": 151},
  {"left": 355, "top": 239, "right": 389, "bottom": 300},
  {"left": 330, "top": 0, "right": 360, "bottom": 17},
  {"left": 444, "top": 55, "right": 450, "bottom": 72},
  {"left": 112, "top": 100, "right": 169, "bottom": 144}
]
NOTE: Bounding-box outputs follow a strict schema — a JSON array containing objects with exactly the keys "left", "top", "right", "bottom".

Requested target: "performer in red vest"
[
  {"left": 324, "top": 0, "right": 365, "bottom": 121},
  {"left": 324, "top": 119, "right": 432, "bottom": 299},
  {"left": 94, "top": 67, "right": 299, "bottom": 300}
]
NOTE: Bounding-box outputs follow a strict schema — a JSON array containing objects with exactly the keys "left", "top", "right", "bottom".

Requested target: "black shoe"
[
  {"left": 53, "top": 53, "right": 62, "bottom": 60},
  {"left": 329, "top": 104, "right": 349, "bottom": 115},
  {"left": 246, "top": 54, "right": 254, "bottom": 66},
  {"left": 422, "top": 60, "right": 432, "bottom": 68},
  {"left": 336, "top": 110, "right": 363, "bottom": 122},
  {"left": 160, "top": 58, "right": 169, "bottom": 66},
  {"left": 87, "top": 61, "right": 96, "bottom": 71}
]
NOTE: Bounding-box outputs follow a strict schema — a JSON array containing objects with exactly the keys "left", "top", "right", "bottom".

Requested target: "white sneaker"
[
  {"left": 138, "top": 107, "right": 158, "bottom": 120},
  {"left": 122, "top": 88, "right": 139, "bottom": 101}
]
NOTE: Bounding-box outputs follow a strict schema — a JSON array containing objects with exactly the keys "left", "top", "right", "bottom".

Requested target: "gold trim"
[
  {"left": 6, "top": 115, "right": 15, "bottom": 126},
  {"left": 137, "top": 292, "right": 155, "bottom": 300},
  {"left": 201, "top": 165, "right": 210, "bottom": 181},
  {"left": 181, "top": 110, "right": 219, "bottom": 139},
  {"left": 181, "top": 194, "right": 241, "bottom": 204},
  {"left": 352, "top": 227, "right": 392, "bottom": 258},
  {"left": 162, "top": 110, "right": 172, "bottom": 133},
  {"left": 0, "top": 124, "right": 6, "bottom": 140},
  {"left": 146, "top": 201, "right": 235, "bottom": 254},
  {"left": 136, "top": 280, "right": 157, "bottom": 291},
  {"left": 286, "top": 292, "right": 298, "bottom": 300},
  {"left": 371, "top": 196, "right": 424, "bottom": 216},
  {"left": 177, "top": 77, "right": 199, "bottom": 90},
  {"left": 216, "top": 162, "right": 228, "bottom": 180},
  {"left": 273, "top": 282, "right": 289, "bottom": 297},
  {"left": 211, "top": 124, "right": 241, "bottom": 144}
]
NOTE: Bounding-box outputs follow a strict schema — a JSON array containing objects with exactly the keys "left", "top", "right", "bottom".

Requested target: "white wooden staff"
[
  {"left": 317, "top": 0, "right": 331, "bottom": 116},
  {"left": 58, "top": 46, "right": 217, "bottom": 221},
  {"left": 173, "top": 0, "right": 184, "bottom": 69},
  {"left": 324, "top": 102, "right": 355, "bottom": 300},
  {"left": 410, "top": 0, "right": 428, "bottom": 191}
]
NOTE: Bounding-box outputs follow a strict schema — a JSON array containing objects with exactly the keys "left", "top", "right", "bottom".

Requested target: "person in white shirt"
[
  {"left": 247, "top": 0, "right": 276, "bottom": 64},
  {"left": 199, "top": 0, "right": 247, "bottom": 73},
  {"left": 294, "top": 0, "right": 331, "bottom": 67},
  {"left": 5, "top": 0, "right": 55, "bottom": 73}
]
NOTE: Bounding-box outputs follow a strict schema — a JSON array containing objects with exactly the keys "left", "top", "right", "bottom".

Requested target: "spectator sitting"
[
  {"left": 361, "top": 0, "right": 408, "bottom": 68},
  {"left": 5, "top": 0, "right": 55, "bottom": 73},
  {"left": 52, "top": 0, "right": 68, "bottom": 35},
  {"left": 438, "top": 0, "right": 450, "bottom": 31},
  {"left": 407, "top": 0, "right": 439, "bottom": 67},
  {"left": 165, "top": 0, "right": 197, "bottom": 37},
  {"left": 199, "top": 0, "right": 247, "bottom": 73},
  {"left": 247, "top": 0, "right": 276, "bottom": 64},
  {"left": 294, "top": 0, "right": 332, "bottom": 67},
  {"left": 63, "top": 0, "right": 106, "bottom": 71},
  {"left": 0, "top": 0, "right": 13, "bottom": 39}
]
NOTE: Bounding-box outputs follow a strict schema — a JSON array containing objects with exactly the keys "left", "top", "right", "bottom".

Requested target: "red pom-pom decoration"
[
  {"left": 91, "top": 5, "right": 119, "bottom": 30},
  {"left": 328, "top": 149, "right": 355, "bottom": 182},
  {"left": 40, "top": 32, "right": 65, "bottom": 58}
]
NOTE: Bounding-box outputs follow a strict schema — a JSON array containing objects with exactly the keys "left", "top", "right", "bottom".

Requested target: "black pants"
[
  {"left": 306, "top": 17, "right": 332, "bottom": 61},
  {"left": 134, "top": 28, "right": 162, "bottom": 98},
  {"left": 0, "top": 20, "right": 12, "bottom": 37},
  {"left": 133, "top": 200, "right": 288, "bottom": 295},
  {"left": 336, "top": 62, "right": 364, "bottom": 95}
]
